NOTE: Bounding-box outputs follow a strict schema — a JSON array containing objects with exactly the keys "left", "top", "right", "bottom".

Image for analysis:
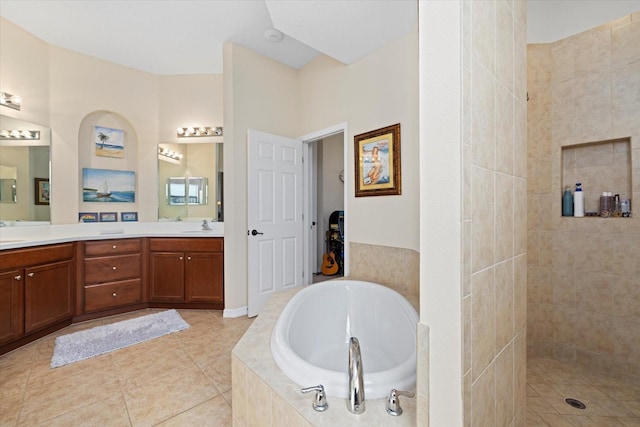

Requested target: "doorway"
[{"left": 301, "top": 122, "right": 348, "bottom": 285}]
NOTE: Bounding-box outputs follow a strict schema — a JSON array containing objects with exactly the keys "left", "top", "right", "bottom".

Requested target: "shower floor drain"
[{"left": 565, "top": 398, "right": 586, "bottom": 409}]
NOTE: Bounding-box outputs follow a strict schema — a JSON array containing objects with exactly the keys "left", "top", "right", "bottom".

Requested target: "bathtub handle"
[
  {"left": 386, "top": 388, "right": 415, "bottom": 416},
  {"left": 301, "top": 384, "right": 329, "bottom": 412}
]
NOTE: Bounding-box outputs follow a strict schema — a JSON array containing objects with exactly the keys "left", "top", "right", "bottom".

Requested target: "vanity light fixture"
[
  {"left": 177, "top": 126, "right": 223, "bottom": 138},
  {"left": 158, "top": 146, "right": 183, "bottom": 160},
  {"left": 0, "top": 91, "right": 22, "bottom": 111},
  {"left": 0, "top": 129, "right": 40, "bottom": 140}
]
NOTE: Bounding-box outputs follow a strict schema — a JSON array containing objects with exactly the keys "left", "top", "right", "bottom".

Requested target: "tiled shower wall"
[
  {"left": 461, "top": 1, "right": 528, "bottom": 426},
  {"left": 527, "top": 12, "right": 640, "bottom": 385}
]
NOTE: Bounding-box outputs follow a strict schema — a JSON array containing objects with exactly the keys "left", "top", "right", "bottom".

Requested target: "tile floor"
[
  {"left": 3, "top": 313, "right": 640, "bottom": 427},
  {"left": 0, "top": 309, "right": 253, "bottom": 426},
  {"left": 527, "top": 358, "right": 640, "bottom": 426}
]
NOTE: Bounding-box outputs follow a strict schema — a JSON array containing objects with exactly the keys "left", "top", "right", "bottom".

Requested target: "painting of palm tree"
[{"left": 94, "top": 126, "right": 125, "bottom": 158}]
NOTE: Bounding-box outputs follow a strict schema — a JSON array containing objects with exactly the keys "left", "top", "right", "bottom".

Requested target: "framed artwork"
[
  {"left": 34, "top": 178, "right": 50, "bottom": 205},
  {"left": 354, "top": 123, "right": 401, "bottom": 197},
  {"left": 95, "top": 125, "right": 124, "bottom": 158},
  {"left": 82, "top": 168, "right": 135, "bottom": 202},
  {"left": 121, "top": 211, "right": 138, "bottom": 222},
  {"left": 79, "top": 212, "right": 98, "bottom": 223},
  {"left": 99, "top": 212, "right": 118, "bottom": 222}
]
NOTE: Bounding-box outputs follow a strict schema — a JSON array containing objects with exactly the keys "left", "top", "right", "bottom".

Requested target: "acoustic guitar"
[{"left": 321, "top": 238, "right": 339, "bottom": 276}]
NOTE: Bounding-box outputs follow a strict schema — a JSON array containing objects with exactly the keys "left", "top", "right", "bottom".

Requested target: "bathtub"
[{"left": 270, "top": 280, "right": 419, "bottom": 399}]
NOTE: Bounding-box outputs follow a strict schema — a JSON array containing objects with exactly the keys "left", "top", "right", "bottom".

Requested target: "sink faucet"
[
  {"left": 347, "top": 337, "right": 365, "bottom": 414},
  {"left": 0, "top": 221, "right": 6, "bottom": 227},
  {"left": 201, "top": 219, "right": 212, "bottom": 230}
]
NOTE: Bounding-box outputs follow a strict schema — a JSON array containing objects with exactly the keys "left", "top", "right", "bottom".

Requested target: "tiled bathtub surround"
[
  {"left": 232, "top": 288, "right": 418, "bottom": 426},
  {"left": 527, "top": 12, "right": 640, "bottom": 385},
  {"left": 349, "top": 242, "right": 419, "bottom": 310}
]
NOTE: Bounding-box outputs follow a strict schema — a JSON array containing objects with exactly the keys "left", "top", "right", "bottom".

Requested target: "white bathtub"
[{"left": 270, "top": 280, "right": 419, "bottom": 399}]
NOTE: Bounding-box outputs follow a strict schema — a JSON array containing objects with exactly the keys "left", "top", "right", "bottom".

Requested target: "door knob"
[{"left": 251, "top": 229, "right": 264, "bottom": 236}]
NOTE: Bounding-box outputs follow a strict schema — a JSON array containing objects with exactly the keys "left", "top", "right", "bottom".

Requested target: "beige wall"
[
  {"left": 223, "top": 28, "right": 419, "bottom": 310},
  {"left": 298, "top": 28, "right": 420, "bottom": 251},
  {"left": 527, "top": 12, "right": 640, "bottom": 384}
]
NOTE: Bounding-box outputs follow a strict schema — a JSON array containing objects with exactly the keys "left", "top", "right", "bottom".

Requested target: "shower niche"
[{"left": 561, "top": 137, "right": 632, "bottom": 217}]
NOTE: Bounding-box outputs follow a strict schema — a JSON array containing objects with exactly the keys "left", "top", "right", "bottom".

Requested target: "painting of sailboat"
[{"left": 82, "top": 168, "right": 135, "bottom": 202}]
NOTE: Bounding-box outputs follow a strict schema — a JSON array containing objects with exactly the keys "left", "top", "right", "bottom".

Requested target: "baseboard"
[{"left": 223, "top": 306, "right": 248, "bottom": 318}]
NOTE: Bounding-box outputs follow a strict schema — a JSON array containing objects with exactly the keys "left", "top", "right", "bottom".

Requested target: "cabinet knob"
[
  {"left": 112, "top": 245, "right": 117, "bottom": 249},
  {"left": 27, "top": 272, "right": 34, "bottom": 278},
  {"left": 179, "top": 256, "right": 183, "bottom": 260},
  {"left": 112, "top": 292, "right": 117, "bottom": 297},
  {"left": 187, "top": 256, "right": 192, "bottom": 261},
  {"left": 14, "top": 275, "right": 22, "bottom": 280},
  {"left": 112, "top": 266, "right": 117, "bottom": 270}
]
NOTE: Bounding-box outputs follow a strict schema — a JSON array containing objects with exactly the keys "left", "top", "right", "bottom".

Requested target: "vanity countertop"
[{"left": 0, "top": 221, "right": 223, "bottom": 251}]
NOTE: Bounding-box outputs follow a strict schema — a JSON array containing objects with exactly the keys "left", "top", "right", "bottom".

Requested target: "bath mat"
[{"left": 50, "top": 309, "right": 189, "bottom": 368}]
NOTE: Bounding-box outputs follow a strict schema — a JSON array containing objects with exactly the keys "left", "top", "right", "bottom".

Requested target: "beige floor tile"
[
  {"left": 42, "top": 395, "right": 131, "bottom": 427},
  {"left": 616, "top": 417, "right": 640, "bottom": 426},
  {"left": 538, "top": 412, "right": 575, "bottom": 426},
  {"left": 122, "top": 364, "right": 220, "bottom": 426},
  {"left": 156, "top": 395, "right": 232, "bottom": 427},
  {"left": 0, "top": 362, "right": 30, "bottom": 399},
  {"left": 0, "top": 392, "right": 23, "bottom": 426},
  {"left": 18, "top": 366, "right": 121, "bottom": 425},
  {"left": 198, "top": 352, "right": 233, "bottom": 393},
  {"left": 27, "top": 351, "right": 115, "bottom": 389},
  {"left": 528, "top": 396, "right": 559, "bottom": 414},
  {"left": 564, "top": 415, "right": 604, "bottom": 426},
  {"left": 112, "top": 345, "right": 196, "bottom": 388},
  {"left": 527, "top": 411, "right": 549, "bottom": 426},
  {"left": 586, "top": 417, "right": 626, "bottom": 426}
]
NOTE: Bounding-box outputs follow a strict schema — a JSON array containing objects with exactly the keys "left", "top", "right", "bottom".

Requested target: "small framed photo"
[
  {"left": 121, "top": 211, "right": 138, "bottom": 222},
  {"left": 79, "top": 212, "right": 98, "bottom": 223},
  {"left": 99, "top": 212, "right": 118, "bottom": 222},
  {"left": 35, "top": 178, "right": 50, "bottom": 205},
  {"left": 354, "top": 123, "right": 401, "bottom": 197}
]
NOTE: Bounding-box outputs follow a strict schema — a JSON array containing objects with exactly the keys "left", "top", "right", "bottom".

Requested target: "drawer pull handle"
[
  {"left": 27, "top": 273, "right": 34, "bottom": 278},
  {"left": 14, "top": 275, "right": 22, "bottom": 280},
  {"left": 112, "top": 292, "right": 117, "bottom": 297},
  {"left": 112, "top": 266, "right": 117, "bottom": 270},
  {"left": 112, "top": 245, "right": 117, "bottom": 249}
]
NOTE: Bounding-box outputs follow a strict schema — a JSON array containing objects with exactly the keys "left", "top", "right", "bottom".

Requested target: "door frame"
[{"left": 300, "top": 122, "right": 349, "bottom": 285}]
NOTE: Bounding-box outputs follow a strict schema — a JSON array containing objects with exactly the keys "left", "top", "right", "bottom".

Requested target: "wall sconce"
[
  {"left": 177, "top": 126, "right": 223, "bottom": 138},
  {"left": 158, "top": 146, "right": 183, "bottom": 160},
  {"left": 0, "top": 92, "right": 22, "bottom": 111},
  {"left": 0, "top": 129, "right": 40, "bottom": 140}
]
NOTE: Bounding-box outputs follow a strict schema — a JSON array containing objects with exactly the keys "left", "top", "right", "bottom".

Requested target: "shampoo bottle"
[
  {"left": 574, "top": 183, "right": 584, "bottom": 217},
  {"left": 562, "top": 186, "right": 574, "bottom": 216}
]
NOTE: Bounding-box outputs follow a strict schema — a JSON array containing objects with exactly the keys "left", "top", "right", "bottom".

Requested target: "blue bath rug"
[{"left": 50, "top": 309, "right": 189, "bottom": 368}]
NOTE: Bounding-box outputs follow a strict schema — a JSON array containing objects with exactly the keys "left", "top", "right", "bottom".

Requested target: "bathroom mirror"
[
  {"left": 158, "top": 143, "right": 222, "bottom": 221},
  {"left": 0, "top": 115, "right": 51, "bottom": 223},
  {"left": 0, "top": 166, "right": 17, "bottom": 202}
]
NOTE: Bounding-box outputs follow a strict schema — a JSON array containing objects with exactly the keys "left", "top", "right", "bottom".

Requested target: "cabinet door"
[
  {"left": 149, "top": 252, "right": 185, "bottom": 301},
  {"left": 0, "top": 270, "right": 24, "bottom": 346},
  {"left": 24, "top": 261, "right": 73, "bottom": 334},
  {"left": 185, "top": 252, "right": 224, "bottom": 303}
]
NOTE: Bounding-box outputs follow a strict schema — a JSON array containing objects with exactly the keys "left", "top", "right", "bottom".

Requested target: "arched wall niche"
[{"left": 77, "top": 110, "right": 140, "bottom": 218}]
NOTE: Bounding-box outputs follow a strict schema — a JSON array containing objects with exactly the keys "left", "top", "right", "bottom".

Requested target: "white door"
[{"left": 247, "top": 130, "right": 304, "bottom": 317}]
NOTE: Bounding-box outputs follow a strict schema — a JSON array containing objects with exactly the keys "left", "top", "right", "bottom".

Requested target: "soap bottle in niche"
[
  {"left": 562, "top": 186, "right": 574, "bottom": 216},
  {"left": 574, "top": 183, "right": 584, "bottom": 217}
]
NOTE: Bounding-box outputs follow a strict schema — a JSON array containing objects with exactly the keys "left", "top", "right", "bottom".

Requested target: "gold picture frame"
[{"left": 354, "top": 123, "right": 401, "bottom": 197}]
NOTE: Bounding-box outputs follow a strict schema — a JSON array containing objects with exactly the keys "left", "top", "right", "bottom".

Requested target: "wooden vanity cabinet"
[
  {"left": 0, "top": 243, "right": 74, "bottom": 348},
  {"left": 149, "top": 238, "right": 223, "bottom": 309},
  {"left": 80, "top": 239, "right": 143, "bottom": 314}
]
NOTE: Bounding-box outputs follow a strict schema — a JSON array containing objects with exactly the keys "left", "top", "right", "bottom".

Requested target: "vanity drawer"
[
  {"left": 84, "top": 254, "right": 141, "bottom": 284},
  {"left": 84, "top": 239, "right": 141, "bottom": 257},
  {"left": 84, "top": 279, "right": 141, "bottom": 313}
]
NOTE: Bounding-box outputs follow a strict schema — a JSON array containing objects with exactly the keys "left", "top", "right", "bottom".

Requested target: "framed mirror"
[
  {"left": 0, "top": 115, "right": 51, "bottom": 224},
  {"left": 158, "top": 143, "right": 221, "bottom": 221}
]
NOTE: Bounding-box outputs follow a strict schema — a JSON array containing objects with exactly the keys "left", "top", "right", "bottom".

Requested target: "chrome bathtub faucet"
[
  {"left": 386, "top": 388, "right": 415, "bottom": 416},
  {"left": 347, "top": 336, "right": 365, "bottom": 414},
  {"left": 301, "top": 384, "right": 329, "bottom": 412}
]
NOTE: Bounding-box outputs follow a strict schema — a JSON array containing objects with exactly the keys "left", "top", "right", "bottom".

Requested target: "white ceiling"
[{"left": 0, "top": 0, "right": 638, "bottom": 76}]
